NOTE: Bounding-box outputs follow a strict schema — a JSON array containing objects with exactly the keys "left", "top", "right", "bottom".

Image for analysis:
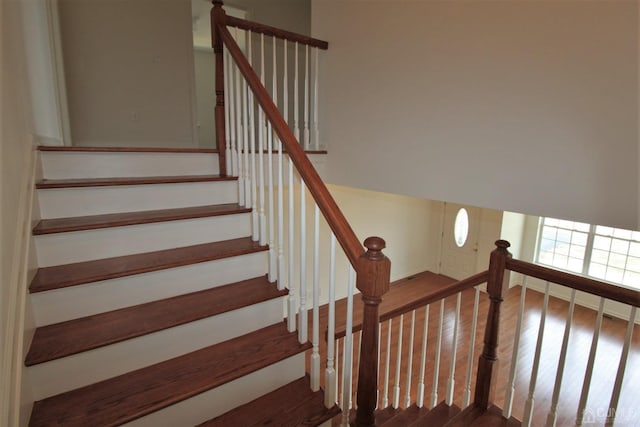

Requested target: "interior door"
[{"left": 439, "top": 203, "right": 480, "bottom": 280}]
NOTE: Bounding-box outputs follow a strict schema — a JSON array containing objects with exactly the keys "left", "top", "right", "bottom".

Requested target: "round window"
[{"left": 454, "top": 208, "right": 469, "bottom": 247}]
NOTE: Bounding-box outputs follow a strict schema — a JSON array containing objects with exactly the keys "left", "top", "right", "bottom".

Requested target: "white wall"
[
  {"left": 1, "top": 1, "right": 37, "bottom": 424},
  {"left": 312, "top": 0, "right": 638, "bottom": 230},
  {"left": 58, "top": 0, "right": 198, "bottom": 147}
]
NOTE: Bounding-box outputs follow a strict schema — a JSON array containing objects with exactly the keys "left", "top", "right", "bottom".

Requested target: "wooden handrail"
[
  {"left": 507, "top": 258, "right": 640, "bottom": 308},
  {"left": 217, "top": 22, "right": 363, "bottom": 266},
  {"left": 333, "top": 270, "right": 489, "bottom": 339},
  {"left": 225, "top": 15, "right": 328, "bottom": 49}
]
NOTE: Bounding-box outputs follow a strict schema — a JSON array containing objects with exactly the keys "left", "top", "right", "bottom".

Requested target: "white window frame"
[{"left": 535, "top": 217, "right": 640, "bottom": 290}]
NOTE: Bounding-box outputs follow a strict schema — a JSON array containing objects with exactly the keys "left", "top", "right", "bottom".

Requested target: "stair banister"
[
  {"left": 474, "top": 239, "right": 511, "bottom": 409},
  {"left": 211, "top": 0, "right": 227, "bottom": 176},
  {"left": 212, "top": 3, "right": 389, "bottom": 425},
  {"left": 355, "top": 237, "right": 391, "bottom": 427}
]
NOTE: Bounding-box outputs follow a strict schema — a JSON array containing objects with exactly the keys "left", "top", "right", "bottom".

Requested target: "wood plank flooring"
[
  {"left": 312, "top": 272, "right": 640, "bottom": 426},
  {"left": 36, "top": 175, "right": 235, "bottom": 189}
]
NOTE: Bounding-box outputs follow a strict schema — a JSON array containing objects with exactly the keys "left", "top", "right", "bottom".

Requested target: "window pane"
[
  {"left": 611, "top": 239, "right": 630, "bottom": 255},
  {"left": 596, "top": 226, "right": 614, "bottom": 236},
  {"left": 623, "top": 271, "right": 640, "bottom": 288},
  {"left": 553, "top": 254, "right": 568, "bottom": 269},
  {"left": 589, "top": 263, "right": 606, "bottom": 279},
  {"left": 593, "top": 236, "right": 611, "bottom": 251},
  {"left": 606, "top": 267, "right": 624, "bottom": 283},
  {"left": 632, "top": 231, "right": 640, "bottom": 242},
  {"left": 567, "top": 257, "right": 583, "bottom": 273},
  {"left": 542, "top": 226, "right": 557, "bottom": 241},
  {"left": 591, "top": 249, "right": 609, "bottom": 265},
  {"left": 572, "top": 232, "right": 588, "bottom": 246},
  {"left": 558, "top": 220, "right": 574, "bottom": 229},
  {"left": 609, "top": 253, "right": 627, "bottom": 269},
  {"left": 574, "top": 222, "right": 590, "bottom": 232},
  {"left": 629, "top": 242, "right": 640, "bottom": 257},
  {"left": 544, "top": 218, "right": 559, "bottom": 227},
  {"left": 626, "top": 256, "right": 640, "bottom": 273},
  {"left": 557, "top": 229, "right": 571, "bottom": 243},
  {"left": 613, "top": 228, "right": 633, "bottom": 240},
  {"left": 569, "top": 245, "right": 585, "bottom": 259}
]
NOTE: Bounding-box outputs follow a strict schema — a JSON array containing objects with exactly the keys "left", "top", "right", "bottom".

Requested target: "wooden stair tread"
[
  {"left": 444, "top": 404, "right": 521, "bottom": 427},
  {"left": 198, "top": 376, "right": 340, "bottom": 427},
  {"left": 38, "top": 145, "right": 219, "bottom": 153},
  {"left": 30, "top": 237, "right": 267, "bottom": 293},
  {"left": 25, "top": 276, "right": 285, "bottom": 366},
  {"left": 29, "top": 323, "right": 310, "bottom": 427},
  {"left": 33, "top": 203, "right": 250, "bottom": 235},
  {"left": 36, "top": 174, "right": 235, "bottom": 189},
  {"left": 407, "top": 401, "right": 461, "bottom": 426},
  {"left": 334, "top": 271, "right": 457, "bottom": 338},
  {"left": 382, "top": 404, "right": 431, "bottom": 427},
  {"left": 332, "top": 407, "right": 398, "bottom": 426}
]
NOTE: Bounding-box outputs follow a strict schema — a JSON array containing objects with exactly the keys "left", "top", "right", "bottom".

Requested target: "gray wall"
[
  {"left": 59, "top": 0, "right": 198, "bottom": 147},
  {"left": 58, "top": 0, "right": 311, "bottom": 148},
  {"left": 313, "top": 0, "right": 638, "bottom": 230}
]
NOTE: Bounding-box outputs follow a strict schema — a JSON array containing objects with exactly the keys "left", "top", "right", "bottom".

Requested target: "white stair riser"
[
  {"left": 38, "top": 181, "right": 238, "bottom": 218},
  {"left": 124, "top": 355, "right": 305, "bottom": 427},
  {"left": 28, "top": 299, "right": 286, "bottom": 400},
  {"left": 40, "top": 151, "right": 219, "bottom": 179},
  {"left": 31, "top": 252, "right": 267, "bottom": 326},
  {"left": 35, "top": 214, "right": 252, "bottom": 267}
]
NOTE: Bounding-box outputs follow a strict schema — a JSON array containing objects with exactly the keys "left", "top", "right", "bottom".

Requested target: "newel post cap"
[
  {"left": 495, "top": 239, "right": 510, "bottom": 250},
  {"left": 356, "top": 236, "right": 391, "bottom": 299},
  {"left": 212, "top": 0, "right": 224, "bottom": 6}
]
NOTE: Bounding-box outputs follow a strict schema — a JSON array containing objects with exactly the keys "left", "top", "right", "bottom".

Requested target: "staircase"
[{"left": 26, "top": 146, "right": 339, "bottom": 426}]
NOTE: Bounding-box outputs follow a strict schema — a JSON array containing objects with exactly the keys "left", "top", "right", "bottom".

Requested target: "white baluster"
[
  {"left": 226, "top": 48, "right": 235, "bottom": 176},
  {"left": 286, "top": 159, "right": 295, "bottom": 332},
  {"left": 325, "top": 234, "right": 337, "bottom": 408},
  {"left": 226, "top": 50, "right": 238, "bottom": 178},
  {"left": 293, "top": 42, "right": 300, "bottom": 140},
  {"left": 377, "top": 322, "right": 382, "bottom": 409},
  {"left": 276, "top": 46, "right": 285, "bottom": 289},
  {"left": 257, "top": 34, "right": 266, "bottom": 246},
  {"left": 576, "top": 298, "right": 605, "bottom": 425},
  {"left": 341, "top": 267, "right": 356, "bottom": 427},
  {"left": 382, "top": 319, "right": 392, "bottom": 409},
  {"left": 303, "top": 44, "right": 310, "bottom": 149},
  {"left": 283, "top": 39, "right": 288, "bottom": 126},
  {"left": 242, "top": 65, "right": 250, "bottom": 210},
  {"left": 298, "top": 182, "right": 307, "bottom": 343},
  {"left": 311, "top": 204, "right": 320, "bottom": 391},
  {"left": 234, "top": 59, "right": 245, "bottom": 207},
  {"left": 354, "top": 330, "right": 362, "bottom": 409},
  {"left": 417, "top": 304, "right": 430, "bottom": 408},
  {"left": 247, "top": 35, "right": 258, "bottom": 242},
  {"left": 607, "top": 305, "right": 637, "bottom": 425},
  {"left": 446, "top": 292, "right": 462, "bottom": 406},
  {"left": 504, "top": 277, "right": 528, "bottom": 418},
  {"left": 335, "top": 338, "right": 340, "bottom": 405},
  {"left": 430, "top": 299, "right": 445, "bottom": 409},
  {"left": 266, "top": 37, "right": 276, "bottom": 283},
  {"left": 313, "top": 47, "right": 320, "bottom": 149},
  {"left": 463, "top": 287, "right": 480, "bottom": 408},
  {"left": 547, "top": 289, "right": 576, "bottom": 427},
  {"left": 229, "top": 61, "right": 241, "bottom": 202},
  {"left": 405, "top": 310, "right": 416, "bottom": 408},
  {"left": 523, "top": 281, "right": 551, "bottom": 427},
  {"left": 393, "top": 314, "right": 404, "bottom": 409}
]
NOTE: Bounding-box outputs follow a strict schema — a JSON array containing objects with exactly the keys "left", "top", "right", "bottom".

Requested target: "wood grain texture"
[
  {"left": 36, "top": 175, "right": 236, "bottom": 189},
  {"left": 381, "top": 404, "right": 431, "bottom": 427},
  {"left": 225, "top": 15, "right": 329, "bottom": 49},
  {"left": 333, "top": 271, "right": 458, "bottom": 339},
  {"left": 30, "top": 237, "right": 268, "bottom": 293},
  {"left": 444, "top": 404, "right": 520, "bottom": 427},
  {"left": 198, "top": 375, "right": 340, "bottom": 426},
  {"left": 407, "top": 401, "right": 461, "bottom": 426},
  {"left": 37, "top": 146, "right": 219, "bottom": 153},
  {"left": 315, "top": 272, "right": 640, "bottom": 426},
  {"left": 25, "top": 276, "right": 285, "bottom": 365},
  {"left": 32, "top": 204, "right": 250, "bottom": 235},
  {"left": 508, "top": 258, "right": 640, "bottom": 307},
  {"left": 218, "top": 23, "right": 364, "bottom": 267},
  {"left": 29, "top": 323, "right": 310, "bottom": 427}
]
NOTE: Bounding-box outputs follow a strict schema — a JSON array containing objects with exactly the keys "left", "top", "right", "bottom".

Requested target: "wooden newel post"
[
  {"left": 211, "top": 0, "right": 227, "bottom": 176},
  {"left": 354, "top": 237, "right": 391, "bottom": 427},
  {"left": 474, "top": 239, "right": 511, "bottom": 409}
]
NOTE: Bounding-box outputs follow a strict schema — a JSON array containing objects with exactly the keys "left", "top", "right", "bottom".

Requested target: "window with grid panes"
[{"left": 536, "top": 217, "right": 640, "bottom": 289}]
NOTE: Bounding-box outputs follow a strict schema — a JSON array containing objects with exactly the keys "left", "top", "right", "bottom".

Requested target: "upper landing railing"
[{"left": 211, "top": 2, "right": 389, "bottom": 426}]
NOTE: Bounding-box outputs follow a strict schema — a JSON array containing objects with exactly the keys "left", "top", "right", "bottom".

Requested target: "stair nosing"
[
  {"left": 38, "top": 146, "right": 220, "bottom": 154},
  {"left": 36, "top": 174, "right": 236, "bottom": 189},
  {"left": 25, "top": 276, "right": 287, "bottom": 366},
  {"left": 28, "top": 323, "right": 310, "bottom": 427},
  {"left": 29, "top": 237, "right": 268, "bottom": 293},
  {"left": 33, "top": 204, "right": 251, "bottom": 235}
]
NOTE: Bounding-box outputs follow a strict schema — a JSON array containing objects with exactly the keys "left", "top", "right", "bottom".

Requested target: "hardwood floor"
[{"left": 310, "top": 272, "right": 640, "bottom": 426}]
